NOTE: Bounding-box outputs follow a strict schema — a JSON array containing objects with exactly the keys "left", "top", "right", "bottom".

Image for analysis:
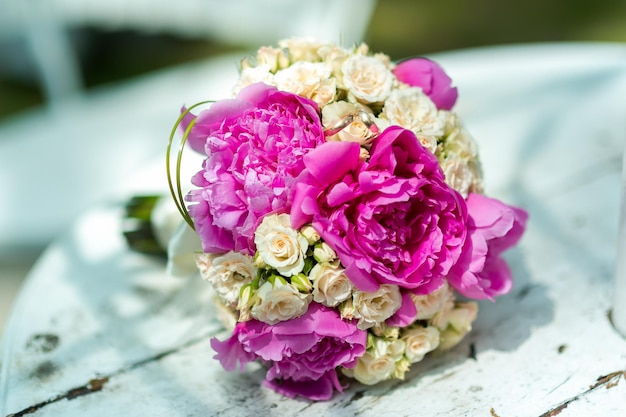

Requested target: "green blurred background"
[{"left": 2, "top": 0, "right": 626, "bottom": 118}]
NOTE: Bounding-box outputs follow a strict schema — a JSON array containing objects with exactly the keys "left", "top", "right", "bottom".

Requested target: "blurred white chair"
[
  {"left": 0, "top": 0, "right": 377, "bottom": 255},
  {"left": 0, "top": 0, "right": 376, "bottom": 105}
]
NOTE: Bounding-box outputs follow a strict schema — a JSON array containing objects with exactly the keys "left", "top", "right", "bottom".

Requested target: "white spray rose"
[
  {"left": 254, "top": 214, "right": 308, "bottom": 276},
  {"left": 318, "top": 44, "right": 350, "bottom": 87},
  {"left": 310, "top": 263, "right": 353, "bottom": 307},
  {"left": 300, "top": 224, "right": 320, "bottom": 245},
  {"left": 255, "top": 46, "right": 289, "bottom": 72},
  {"left": 233, "top": 65, "right": 275, "bottom": 95},
  {"left": 353, "top": 284, "right": 402, "bottom": 330},
  {"left": 437, "top": 302, "right": 479, "bottom": 351},
  {"left": 411, "top": 282, "right": 454, "bottom": 321},
  {"left": 197, "top": 251, "right": 256, "bottom": 307},
  {"left": 440, "top": 119, "right": 484, "bottom": 195},
  {"left": 441, "top": 156, "right": 473, "bottom": 198},
  {"left": 401, "top": 326, "right": 440, "bottom": 363},
  {"left": 274, "top": 62, "right": 336, "bottom": 107},
  {"left": 448, "top": 302, "right": 479, "bottom": 333},
  {"left": 313, "top": 242, "right": 337, "bottom": 263},
  {"left": 250, "top": 279, "right": 311, "bottom": 325},
  {"left": 347, "top": 338, "right": 405, "bottom": 385},
  {"left": 278, "top": 37, "right": 324, "bottom": 62},
  {"left": 342, "top": 55, "right": 394, "bottom": 104},
  {"left": 194, "top": 252, "right": 216, "bottom": 279},
  {"left": 443, "top": 119, "right": 478, "bottom": 160},
  {"left": 381, "top": 87, "right": 447, "bottom": 138}
]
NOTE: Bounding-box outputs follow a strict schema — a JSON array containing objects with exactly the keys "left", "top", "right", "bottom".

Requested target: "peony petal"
[
  {"left": 210, "top": 324, "right": 256, "bottom": 372},
  {"left": 263, "top": 370, "right": 342, "bottom": 401},
  {"left": 393, "top": 59, "right": 434, "bottom": 93},
  {"left": 187, "top": 199, "right": 235, "bottom": 253},
  {"left": 393, "top": 57, "right": 458, "bottom": 110},
  {"left": 303, "top": 141, "right": 361, "bottom": 186},
  {"left": 290, "top": 181, "right": 322, "bottom": 229},
  {"left": 466, "top": 193, "right": 528, "bottom": 255},
  {"left": 480, "top": 255, "right": 513, "bottom": 298},
  {"left": 466, "top": 193, "right": 510, "bottom": 237},
  {"left": 271, "top": 303, "right": 360, "bottom": 339},
  {"left": 236, "top": 82, "right": 274, "bottom": 104},
  {"left": 326, "top": 182, "right": 356, "bottom": 207}
]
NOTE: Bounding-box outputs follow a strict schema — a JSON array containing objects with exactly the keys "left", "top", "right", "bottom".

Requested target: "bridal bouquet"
[{"left": 168, "top": 38, "right": 527, "bottom": 400}]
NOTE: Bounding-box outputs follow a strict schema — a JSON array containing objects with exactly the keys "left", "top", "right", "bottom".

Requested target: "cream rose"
[
  {"left": 322, "top": 101, "right": 379, "bottom": 145},
  {"left": 194, "top": 252, "right": 216, "bottom": 279},
  {"left": 440, "top": 120, "right": 484, "bottom": 195},
  {"left": 312, "top": 79, "right": 337, "bottom": 108},
  {"left": 381, "top": 87, "right": 447, "bottom": 137},
  {"left": 353, "top": 284, "right": 402, "bottom": 330},
  {"left": 233, "top": 65, "right": 275, "bottom": 95},
  {"left": 198, "top": 251, "right": 256, "bottom": 307},
  {"left": 274, "top": 62, "right": 336, "bottom": 107},
  {"left": 443, "top": 116, "right": 478, "bottom": 160},
  {"left": 448, "top": 302, "right": 479, "bottom": 333},
  {"left": 278, "top": 37, "right": 324, "bottom": 62},
  {"left": 467, "top": 160, "right": 484, "bottom": 194},
  {"left": 254, "top": 213, "right": 308, "bottom": 276},
  {"left": 437, "top": 302, "right": 479, "bottom": 350},
  {"left": 313, "top": 242, "right": 336, "bottom": 263},
  {"left": 411, "top": 282, "right": 454, "bottom": 321},
  {"left": 347, "top": 338, "right": 405, "bottom": 385},
  {"left": 310, "top": 263, "right": 353, "bottom": 307},
  {"left": 318, "top": 44, "right": 350, "bottom": 87},
  {"left": 342, "top": 55, "right": 394, "bottom": 104},
  {"left": 255, "top": 46, "right": 289, "bottom": 72},
  {"left": 441, "top": 156, "right": 473, "bottom": 198},
  {"left": 250, "top": 280, "right": 311, "bottom": 325},
  {"left": 401, "top": 325, "right": 440, "bottom": 363},
  {"left": 299, "top": 224, "right": 320, "bottom": 245}
]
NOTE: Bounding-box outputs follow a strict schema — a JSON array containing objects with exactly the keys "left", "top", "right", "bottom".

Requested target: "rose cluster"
[{"left": 179, "top": 38, "right": 527, "bottom": 400}]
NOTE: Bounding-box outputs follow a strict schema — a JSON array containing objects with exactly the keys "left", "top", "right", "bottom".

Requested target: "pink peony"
[
  {"left": 291, "top": 126, "right": 468, "bottom": 293},
  {"left": 183, "top": 83, "right": 325, "bottom": 255},
  {"left": 210, "top": 303, "right": 366, "bottom": 401},
  {"left": 393, "top": 57, "right": 458, "bottom": 110},
  {"left": 448, "top": 193, "right": 528, "bottom": 300}
]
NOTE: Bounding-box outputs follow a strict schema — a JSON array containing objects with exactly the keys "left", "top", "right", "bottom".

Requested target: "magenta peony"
[
  {"left": 210, "top": 303, "right": 366, "bottom": 400},
  {"left": 393, "top": 57, "right": 458, "bottom": 110},
  {"left": 448, "top": 193, "right": 528, "bottom": 300},
  {"left": 183, "top": 83, "right": 325, "bottom": 255},
  {"left": 291, "top": 126, "right": 468, "bottom": 293}
]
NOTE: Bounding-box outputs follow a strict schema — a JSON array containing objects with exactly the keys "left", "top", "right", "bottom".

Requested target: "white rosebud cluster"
[
  {"left": 250, "top": 278, "right": 311, "bottom": 325},
  {"left": 409, "top": 283, "right": 479, "bottom": 350},
  {"left": 233, "top": 38, "right": 484, "bottom": 196},
  {"left": 379, "top": 87, "right": 447, "bottom": 141},
  {"left": 343, "top": 337, "right": 407, "bottom": 385},
  {"left": 438, "top": 113, "right": 484, "bottom": 197},
  {"left": 350, "top": 285, "right": 403, "bottom": 330},
  {"left": 195, "top": 252, "right": 256, "bottom": 307},
  {"left": 339, "top": 281, "right": 479, "bottom": 385}
]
